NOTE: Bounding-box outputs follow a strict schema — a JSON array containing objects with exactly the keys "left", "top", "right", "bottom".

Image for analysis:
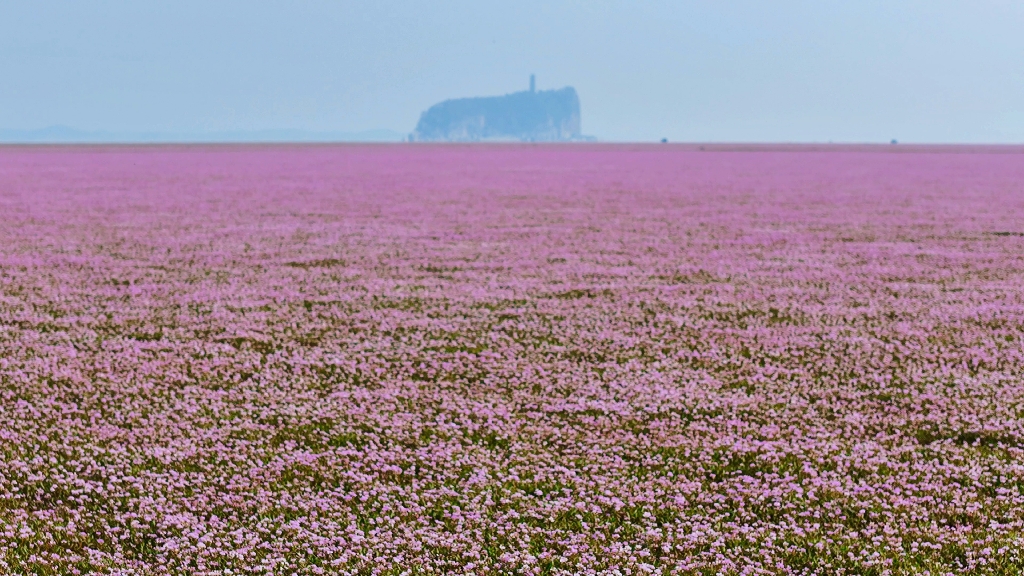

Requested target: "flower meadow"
[{"left": 2, "top": 144, "right": 1024, "bottom": 575}]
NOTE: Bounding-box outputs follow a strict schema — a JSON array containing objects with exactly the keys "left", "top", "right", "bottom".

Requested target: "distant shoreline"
[
  {"left": 2, "top": 142, "right": 1023, "bottom": 154},
  {"left": 0, "top": 127, "right": 407, "bottom": 145}
]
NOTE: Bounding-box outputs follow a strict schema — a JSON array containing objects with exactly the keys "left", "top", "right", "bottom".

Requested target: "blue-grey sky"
[{"left": 2, "top": 1, "right": 1024, "bottom": 142}]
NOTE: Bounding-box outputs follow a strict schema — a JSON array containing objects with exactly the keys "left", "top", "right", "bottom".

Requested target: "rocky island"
[{"left": 411, "top": 76, "right": 586, "bottom": 142}]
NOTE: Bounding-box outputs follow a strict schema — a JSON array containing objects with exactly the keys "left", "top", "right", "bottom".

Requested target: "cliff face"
[{"left": 412, "top": 87, "right": 581, "bottom": 142}]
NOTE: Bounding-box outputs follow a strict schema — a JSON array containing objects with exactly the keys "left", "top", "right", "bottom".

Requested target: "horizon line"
[{"left": 3, "top": 142, "right": 1024, "bottom": 151}]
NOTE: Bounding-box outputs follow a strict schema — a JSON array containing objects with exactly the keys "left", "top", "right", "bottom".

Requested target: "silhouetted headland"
[{"left": 411, "top": 76, "right": 590, "bottom": 142}]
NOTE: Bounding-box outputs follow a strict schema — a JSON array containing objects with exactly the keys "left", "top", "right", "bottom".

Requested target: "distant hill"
[
  {"left": 0, "top": 127, "right": 406, "bottom": 144},
  {"left": 412, "top": 83, "right": 588, "bottom": 142}
]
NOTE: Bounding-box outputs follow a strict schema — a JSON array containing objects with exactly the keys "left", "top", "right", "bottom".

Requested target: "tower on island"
[{"left": 530, "top": 74, "right": 536, "bottom": 93}]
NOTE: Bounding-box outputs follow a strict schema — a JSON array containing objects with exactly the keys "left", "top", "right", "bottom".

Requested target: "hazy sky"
[{"left": 3, "top": 1, "right": 1024, "bottom": 142}]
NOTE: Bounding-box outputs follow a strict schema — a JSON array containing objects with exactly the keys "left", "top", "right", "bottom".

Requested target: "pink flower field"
[{"left": 3, "top": 143, "right": 1024, "bottom": 575}]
